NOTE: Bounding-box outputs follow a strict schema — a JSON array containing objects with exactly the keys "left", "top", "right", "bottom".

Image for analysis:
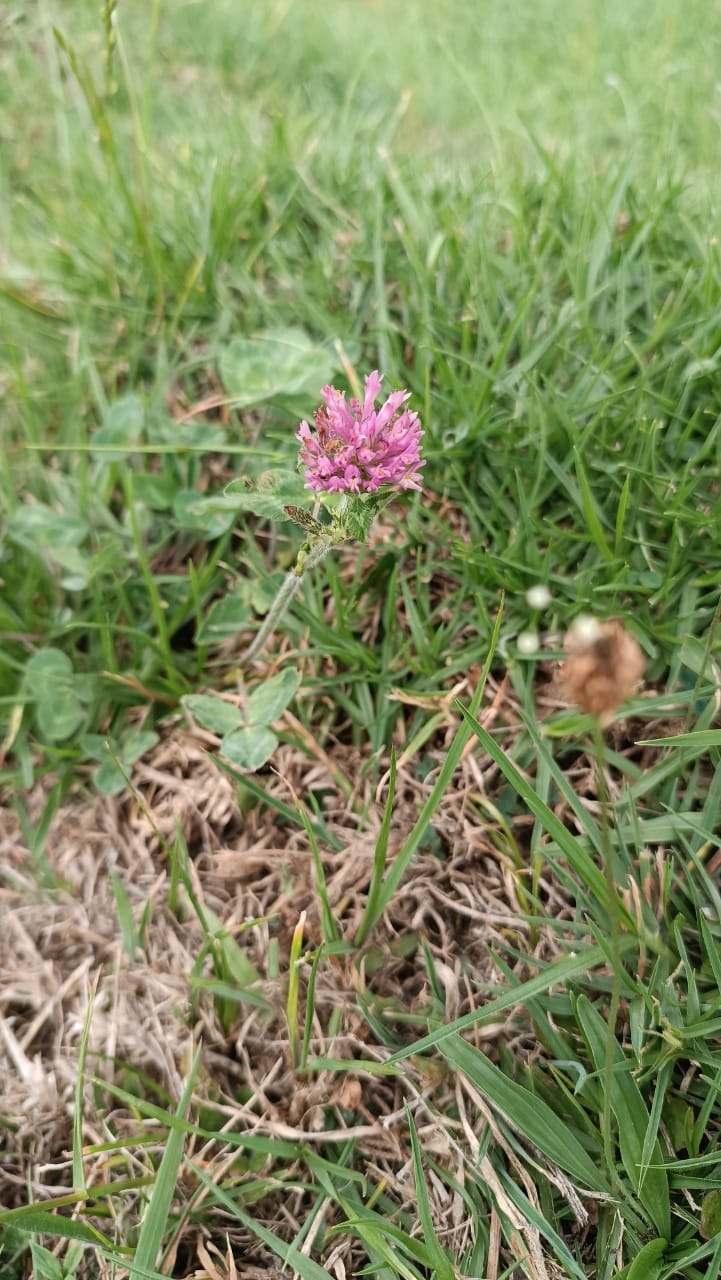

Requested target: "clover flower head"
[{"left": 297, "top": 370, "right": 425, "bottom": 495}]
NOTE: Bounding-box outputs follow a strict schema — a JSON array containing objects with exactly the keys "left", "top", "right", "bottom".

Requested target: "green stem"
[
  {"left": 592, "top": 717, "right": 624, "bottom": 1187},
  {"left": 242, "top": 519, "right": 348, "bottom": 666},
  {"left": 242, "top": 569, "right": 304, "bottom": 666}
]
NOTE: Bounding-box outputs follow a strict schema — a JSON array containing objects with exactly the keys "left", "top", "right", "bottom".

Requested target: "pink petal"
[{"left": 362, "top": 371, "right": 383, "bottom": 415}]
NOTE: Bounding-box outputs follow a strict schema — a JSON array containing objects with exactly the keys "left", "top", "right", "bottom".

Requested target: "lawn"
[{"left": 3, "top": 1, "right": 721, "bottom": 1277}]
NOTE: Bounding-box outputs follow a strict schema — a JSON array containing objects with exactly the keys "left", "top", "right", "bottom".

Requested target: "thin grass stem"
[{"left": 591, "top": 716, "right": 624, "bottom": 1188}]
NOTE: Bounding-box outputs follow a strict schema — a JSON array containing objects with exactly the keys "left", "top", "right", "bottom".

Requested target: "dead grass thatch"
[{"left": 0, "top": 678, "right": 587, "bottom": 1276}]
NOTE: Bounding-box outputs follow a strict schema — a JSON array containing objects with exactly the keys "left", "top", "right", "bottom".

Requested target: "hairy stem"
[
  {"left": 241, "top": 570, "right": 304, "bottom": 666},
  {"left": 242, "top": 517, "right": 348, "bottom": 666}
]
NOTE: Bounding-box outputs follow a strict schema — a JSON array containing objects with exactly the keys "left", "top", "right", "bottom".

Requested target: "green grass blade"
[
  {"left": 457, "top": 706, "right": 611, "bottom": 908},
  {"left": 355, "top": 603, "right": 503, "bottom": 945},
  {"left": 497, "top": 1173, "right": 588, "bottom": 1280},
  {"left": 298, "top": 803, "right": 341, "bottom": 943},
  {"left": 301, "top": 943, "right": 325, "bottom": 1070},
  {"left": 354, "top": 748, "right": 398, "bottom": 945},
  {"left": 286, "top": 909, "right": 306, "bottom": 1070},
  {"left": 575, "top": 996, "right": 671, "bottom": 1237},
  {"left": 130, "top": 1045, "right": 201, "bottom": 1275},
  {"left": 637, "top": 729, "right": 721, "bottom": 751},
  {"left": 623, "top": 1236, "right": 667, "bottom": 1280},
  {"left": 404, "top": 1103, "right": 456, "bottom": 1280},
  {"left": 190, "top": 1160, "right": 336, "bottom": 1280},
  {"left": 386, "top": 940, "right": 635, "bottom": 1062},
  {"left": 72, "top": 974, "right": 98, "bottom": 1194},
  {"left": 440, "top": 1034, "right": 607, "bottom": 1192},
  {"left": 0, "top": 1210, "right": 111, "bottom": 1247},
  {"left": 574, "top": 446, "right": 614, "bottom": 561}
]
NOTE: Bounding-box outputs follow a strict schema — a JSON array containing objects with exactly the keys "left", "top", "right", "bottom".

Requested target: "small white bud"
[
  {"left": 517, "top": 630, "right": 539, "bottom": 655},
  {"left": 568, "top": 613, "right": 601, "bottom": 646},
  {"left": 526, "top": 585, "right": 551, "bottom": 610}
]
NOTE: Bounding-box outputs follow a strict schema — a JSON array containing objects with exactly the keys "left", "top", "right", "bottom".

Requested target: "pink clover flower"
[{"left": 297, "top": 371, "right": 424, "bottom": 495}]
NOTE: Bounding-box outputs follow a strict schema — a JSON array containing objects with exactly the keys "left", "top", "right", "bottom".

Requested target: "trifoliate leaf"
[
  {"left": 92, "top": 394, "right": 145, "bottom": 460},
  {"left": 92, "top": 758, "right": 130, "bottom": 796},
  {"left": 220, "top": 725, "right": 278, "bottom": 771},
  {"left": 181, "top": 694, "right": 244, "bottom": 735},
  {"left": 218, "top": 328, "right": 338, "bottom": 407},
  {"left": 172, "top": 491, "right": 237, "bottom": 538},
  {"left": 246, "top": 668, "right": 301, "bottom": 726},
  {"left": 224, "top": 470, "right": 311, "bottom": 521},
  {"left": 8, "top": 503, "right": 89, "bottom": 550},
  {"left": 24, "top": 648, "right": 84, "bottom": 742}
]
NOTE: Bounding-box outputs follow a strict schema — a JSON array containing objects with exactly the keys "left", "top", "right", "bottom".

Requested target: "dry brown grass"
[
  {"left": 1, "top": 608, "right": 688, "bottom": 1280},
  {"left": 0, "top": 669, "right": 580, "bottom": 1275}
]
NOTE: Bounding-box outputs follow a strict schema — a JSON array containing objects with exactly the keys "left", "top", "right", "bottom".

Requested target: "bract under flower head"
[{"left": 297, "top": 370, "right": 425, "bottom": 495}]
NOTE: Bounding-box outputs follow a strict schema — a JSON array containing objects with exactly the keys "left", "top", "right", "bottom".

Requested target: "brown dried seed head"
[{"left": 561, "top": 617, "right": 646, "bottom": 724}]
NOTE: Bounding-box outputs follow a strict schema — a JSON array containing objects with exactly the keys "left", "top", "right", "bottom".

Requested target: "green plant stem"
[
  {"left": 592, "top": 716, "right": 624, "bottom": 1185},
  {"left": 242, "top": 568, "right": 304, "bottom": 666},
  {"left": 242, "top": 518, "right": 349, "bottom": 666}
]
